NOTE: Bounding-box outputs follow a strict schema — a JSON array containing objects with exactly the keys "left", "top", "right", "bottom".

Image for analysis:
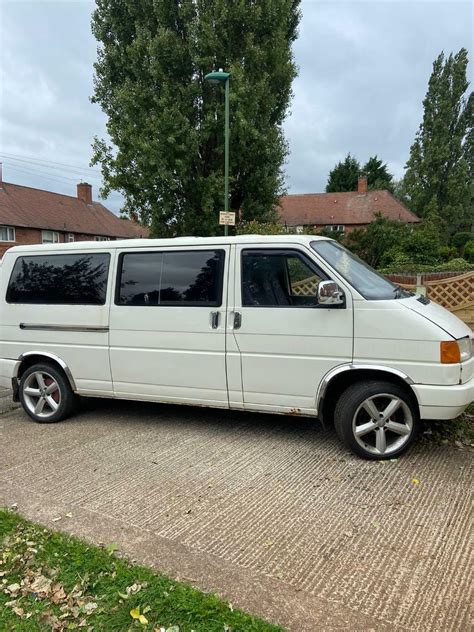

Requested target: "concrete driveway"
[{"left": 0, "top": 396, "right": 472, "bottom": 631}]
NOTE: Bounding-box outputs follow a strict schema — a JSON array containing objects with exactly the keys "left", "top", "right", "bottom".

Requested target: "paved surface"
[{"left": 1, "top": 396, "right": 472, "bottom": 631}]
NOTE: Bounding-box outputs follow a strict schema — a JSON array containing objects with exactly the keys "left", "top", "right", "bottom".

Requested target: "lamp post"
[{"left": 204, "top": 69, "right": 231, "bottom": 236}]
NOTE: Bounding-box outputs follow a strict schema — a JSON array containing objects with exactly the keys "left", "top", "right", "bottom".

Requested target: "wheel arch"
[
  {"left": 317, "top": 364, "right": 419, "bottom": 424},
  {"left": 14, "top": 352, "right": 77, "bottom": 392}
]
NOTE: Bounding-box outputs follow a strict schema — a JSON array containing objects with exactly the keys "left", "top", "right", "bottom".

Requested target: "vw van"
[{"left": 0, "top": 235, "right": 472, "bottom": 460}]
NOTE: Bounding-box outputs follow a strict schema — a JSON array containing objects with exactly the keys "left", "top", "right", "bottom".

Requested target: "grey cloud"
[{"left": 0, "top": 0, "right": 472, "bottom": 215}]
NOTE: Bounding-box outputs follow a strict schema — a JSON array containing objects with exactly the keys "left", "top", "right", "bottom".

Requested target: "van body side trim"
[
  {"left": 14, "top": 351, "right": 77, "bottom": 392},
  {"left": 316, "top": 363, "right": 416, "bottom": 415},
  {"left": 19, "top": 323, "right": 109, "bottom": 333}
]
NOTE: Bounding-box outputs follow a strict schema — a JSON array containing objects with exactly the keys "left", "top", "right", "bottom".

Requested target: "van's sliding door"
[{"left": 109, "top": 246, "right": 230, "bottom": 407}]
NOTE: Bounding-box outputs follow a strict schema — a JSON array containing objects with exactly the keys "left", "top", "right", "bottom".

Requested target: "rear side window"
[
  {"left": 117, "top": 250, "right": 225, "bottom": 306},
  {"left": 6, "top": 253, "right": 110, "bottom": 305}
]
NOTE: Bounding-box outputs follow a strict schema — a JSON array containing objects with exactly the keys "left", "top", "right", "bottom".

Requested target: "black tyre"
[
  {"left": 334, "top": 380, "right": 419, "bottom": 460},
  {"left": 19, "top": 363, "right": 77, "bottom": 423}
]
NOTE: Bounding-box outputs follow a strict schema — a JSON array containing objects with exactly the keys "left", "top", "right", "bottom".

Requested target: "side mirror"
[{"left": 317, "top": 280, "right": 344, "bottom": 306}]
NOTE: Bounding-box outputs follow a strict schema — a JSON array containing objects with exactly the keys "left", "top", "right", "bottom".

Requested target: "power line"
[
  {"left": 0, "top": 152, "right": 103, "bottom": 177},
  {"left": 5, "top": 162, "right": 91, "bottom": 186}
]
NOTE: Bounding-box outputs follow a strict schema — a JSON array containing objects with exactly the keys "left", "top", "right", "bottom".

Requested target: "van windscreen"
[
  {"left": 311, "top": 240, "right": 409, "bottom": 300},
  {"left": 6, "top": 253, "right": 110, "bottom": 305}
]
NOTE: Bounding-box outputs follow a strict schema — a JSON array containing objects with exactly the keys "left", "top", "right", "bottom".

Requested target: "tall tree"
[
  {"left": 91, "top": 0, "right": 301, "bottom": 236},
  {"left": 403, "top": 48, "right": 473, "bottom": 231},
  {"left": 362, "top": 156, "right": 394, "bottom": 192},
  {"left": 325, "top": 153, "right": 360, "bottom": 192}
]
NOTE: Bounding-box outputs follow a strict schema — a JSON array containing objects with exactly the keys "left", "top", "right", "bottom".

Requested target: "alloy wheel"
[
  {"left": 352, "top": 393, "right": 413, "bottom": 456},
  {"left": 22, "top": 370, "right": 62, "bottom": 419}
]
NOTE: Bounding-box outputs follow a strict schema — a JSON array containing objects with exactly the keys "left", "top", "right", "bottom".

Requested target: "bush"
[
  {"left": 378, "top": 258, "right": 474, "bottom": 274},
  {"left": 439, "top": 245, "right": 458, "bottom": 261},
  {"left": 464, "top": 240, "right": 474, "bottom": 263},
  {"left": 452, "top": 231, "right": 474, "bottom": 256},
  {"left": 236, "top": 220, "right": 286, "bottom": 235}
]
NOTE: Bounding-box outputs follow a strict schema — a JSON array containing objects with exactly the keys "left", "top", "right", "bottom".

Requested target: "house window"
[
  {"left": 67, "top": 233, "right": 75, "bottom": 242},
  {"left": 95, "top": 236, "right": 111, "bottom": 241},
  {"left": 42, "top": 230, "right": 60, "bottom": 244},
  {"left": 0, "top": 226, "right": 15, "bottom": 242},
  {"left": 328, "top": 225, "right": 345, "bottom": 233}
]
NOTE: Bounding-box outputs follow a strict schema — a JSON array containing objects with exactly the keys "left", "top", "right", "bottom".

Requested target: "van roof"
[{"left": 5, "top": 234, "right": 331, "bottom": 254}]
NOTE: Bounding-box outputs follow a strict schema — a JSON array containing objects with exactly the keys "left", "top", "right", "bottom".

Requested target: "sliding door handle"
[
  {"left": 233, "top": 311, "right": 242, "bottom": 330},
  {"left": 210, "top": 311, "right": 220, "bottom": 329}
]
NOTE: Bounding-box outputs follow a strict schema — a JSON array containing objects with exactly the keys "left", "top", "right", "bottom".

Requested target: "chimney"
[
  {"left": 358, "top": 176, "right": 368, "bottom": 194},
  {"left": 77, "top": 182, "right": 92, "bottom": 205}
]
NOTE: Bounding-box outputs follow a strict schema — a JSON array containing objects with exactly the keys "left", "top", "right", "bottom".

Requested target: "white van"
[{"left": 0, "top": 235, "right": 472, "bottom": 459}]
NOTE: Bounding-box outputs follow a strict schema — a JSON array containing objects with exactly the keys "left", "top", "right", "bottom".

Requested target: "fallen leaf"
[
  {"left": 65, "top": 512, "right": 73, "bottom": 518},
  {"left": 12, "top": 606, "right": 24, "bottom": 617},
  {"left": 30, "top": 574, "right": 53, "bottom": 597},
  {"left": 139, "top": 614, "right": 149, "bottom": 624},
  {"left": 51, "top": 583, "right": 67, "bottom": 604},
  {"left": 83, "top": 602, "right": 97, "bottom": 613},
  {"left": 130, "top": 607, "right": 141, "bottom": 620},
  {"left": 5, "top": 583, "right": 20, "bottom": 595},
  {"left": 52, "top": 517, "right": 62, "bottom": 522},
  {"left": 143, "top": 605, "right": 151, "bottom": 613},
  {"left": 412, "top": 478, "right": 421, "bottom": 486}
]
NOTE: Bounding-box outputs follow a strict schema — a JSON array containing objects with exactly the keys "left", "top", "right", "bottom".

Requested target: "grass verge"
[{"left": 0, "top": 509, "right": 283, "bottom": 632}]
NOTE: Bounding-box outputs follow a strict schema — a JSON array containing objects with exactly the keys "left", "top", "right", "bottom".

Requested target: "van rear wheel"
[
  {"left": 334, "top": 380, "right": 419, "bottom": 460},
  {"left": 19, "top": 363, "right": 76, "bottom": 423}
]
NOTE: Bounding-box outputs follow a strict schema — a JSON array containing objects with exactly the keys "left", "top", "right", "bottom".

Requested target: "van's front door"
[
  {"left": 229, "top": 245, "right": 353, "bottom": 415},
  {"left": 109, "top": 246, "right": 230, "bottom": 407}
]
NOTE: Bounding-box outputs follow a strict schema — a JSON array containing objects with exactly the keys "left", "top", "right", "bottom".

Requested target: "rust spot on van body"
[{"left": 287, "top": 408, "right": 301, "bottom": 416}]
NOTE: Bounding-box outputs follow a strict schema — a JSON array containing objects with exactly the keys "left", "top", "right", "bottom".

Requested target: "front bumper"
[{"left": 413, "top": 377, "right": 474, "bottom": 420}]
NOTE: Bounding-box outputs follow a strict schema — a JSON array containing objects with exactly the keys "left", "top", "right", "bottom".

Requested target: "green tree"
[
  {"left": 325, "top": 153, "right": 360, "bottom": 192},
  {"left": 362, "top": 155, "right": 394, "bottom": 192},
  {"left": 91, "top": 0, "right": 301, "bottom": 236},
  {"left": 344, "top": 214, "right": 406, "bottom": 268},
  {"left": 403, "top": 48, "right": 473, "bottom": 232}
]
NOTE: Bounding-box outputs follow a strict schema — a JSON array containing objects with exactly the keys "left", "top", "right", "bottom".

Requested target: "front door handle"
[
  {"left": 210, "top": 311, "right": 220, "bottom": 329},
  {"left": 233, "top": 311, "right": 242, "bottom": 330}
]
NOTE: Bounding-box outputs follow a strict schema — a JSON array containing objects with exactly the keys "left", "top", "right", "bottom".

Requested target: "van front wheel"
[
  {"left": 19, "top": 363, "right": 76, "bottom": 423},
  {"left": 334, "top": 381, "right": 419, "bottom": 460}
]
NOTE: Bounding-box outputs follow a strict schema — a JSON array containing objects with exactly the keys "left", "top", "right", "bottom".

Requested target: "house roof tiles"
[
  {"left": 278, "top": 190, "right": 420, "bottom": 226},
  {"left": 0, "top": 182, "right": 148, "bottom": 238}
]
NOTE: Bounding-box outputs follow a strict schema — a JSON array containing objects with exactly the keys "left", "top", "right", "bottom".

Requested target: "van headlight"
[
  {"left": 440, "top": 337, "right": 472, "bottom": 364},
  {"left": 461, "top": 336, "right": 474, "bottom": 361}
]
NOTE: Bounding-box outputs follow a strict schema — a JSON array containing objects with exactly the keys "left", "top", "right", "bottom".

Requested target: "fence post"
[{"left": 415, "top": 273, "right": 426, "bottom": 296}]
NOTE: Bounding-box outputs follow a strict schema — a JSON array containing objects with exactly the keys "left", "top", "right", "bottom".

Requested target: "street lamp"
[{"left": 204, "top": 69, "right": 231, "bottom": 236}]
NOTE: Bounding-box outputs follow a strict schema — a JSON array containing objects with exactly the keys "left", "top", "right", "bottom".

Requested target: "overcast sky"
[{"left": 0, "top": 0, "right": 472, "bottom": 214}]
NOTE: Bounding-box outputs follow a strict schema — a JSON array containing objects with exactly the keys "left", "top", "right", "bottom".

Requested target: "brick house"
[
  {"left": 278, "top": 176, "right": 420, "bottom": 234},
  {"left": 0, "top": 178, "right": 148, "bottom": 258}
]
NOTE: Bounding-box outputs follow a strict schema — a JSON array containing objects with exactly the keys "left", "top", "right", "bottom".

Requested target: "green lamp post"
[{"left": 204, "top": 69, "right": 231, "bottom": 236}]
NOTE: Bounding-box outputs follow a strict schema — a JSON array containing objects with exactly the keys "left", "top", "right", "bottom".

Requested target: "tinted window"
[
  {"left": 118, "top": 250, "right": 224, "bottom": 306},
  {"left": 7, "top": 253, "right": 110, "bottom": 305},
  {"left": 242, "top": 250, "right": 325, "bottom": 307}
]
